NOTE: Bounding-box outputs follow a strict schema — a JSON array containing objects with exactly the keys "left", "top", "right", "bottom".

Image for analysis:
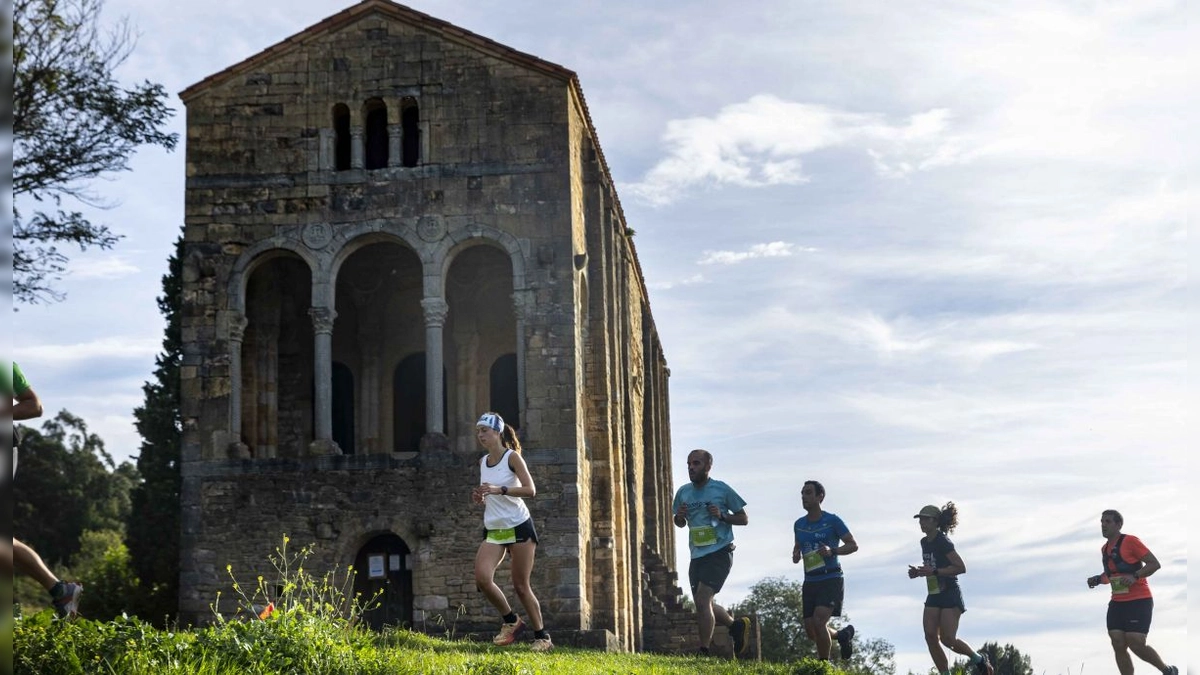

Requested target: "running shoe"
[
  {"left": 836, "top": 624, "right": 855, "bottom": 659},
  {"left": 51, "top": 581, "right": 83, "bottom": 619},
  {"left": 493, "top": 617, "right": 525, "bottom": 645},
  {"left": 1163, "top": 667, "right": 1178, "bottom": 675},
  {"left": 975, "top": 653, "right": 994, "bottom": 675},
  {"left": 531, "top": 637, "right": 554, "bottom": 652},
  {"left": 730, "top": 616, "right": 751, "bottom": 656}
]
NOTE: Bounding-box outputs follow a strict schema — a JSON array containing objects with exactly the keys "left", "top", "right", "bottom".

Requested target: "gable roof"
[
  {"left": 179, "top": 0, "right": 576, "bottom": 102},
  {"left": 179, "top": 0, "right": 657, "bottom": 327}
]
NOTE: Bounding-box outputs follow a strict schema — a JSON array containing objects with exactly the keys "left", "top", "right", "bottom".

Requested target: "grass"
[
  {"left": 11, "top": 537, "right": 849, "bottom": 674},
  {"left": 13, "top": 612, "right": 847, "bottom": 674}
]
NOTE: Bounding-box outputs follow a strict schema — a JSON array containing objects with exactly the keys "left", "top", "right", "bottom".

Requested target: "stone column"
[
  {"left": 356, "top": 304, "right": 382, "bottom": 454},
  {"left": 388, "top": 124, "right": 402, "bottom": 168},
  {"left": 309, "top": 306, "right": 341, "bottom": 455},
  {"left": 420, "top": 297, "right": 449, "bottom": 435},
  {"left": 511, "top": 289, "right": 534, "bottom": 428},
  {"left": 227, "top": 314, "right": 250, "bottom": 459},
  {"left": 350, "top": 129, "right": 364, "bottom": 170}
]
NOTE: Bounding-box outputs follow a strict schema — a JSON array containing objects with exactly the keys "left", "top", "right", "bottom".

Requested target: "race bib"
[
  {"left": 1111, "top": 576, "right": 1131, "bottom": 595},
  {"left": 689, "top": 525, "right": 718, "bottom": 547},
  {"left": 486, "top": 527, "right": 517, "bottom": 545},
  {"left": 926, "top": 575, "right": 940, "bottom": 594},
  {"left": 803, "top": 550, "right": 826, "bottom": 573}
]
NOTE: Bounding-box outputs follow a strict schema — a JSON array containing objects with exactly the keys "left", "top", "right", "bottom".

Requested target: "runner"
[
  {"left": 671, "top": 449, "right": 751, "bottom": 656},
  {"left": 792, "top": 480, "right": 856, "bottom": 661},
  {"left": 469, "top": 412, "right": 552, "bottom": 652},
  {"left": 907, "top": 503, "right": 992, "bottom": 675},
  {"left": 1087, "top": 509, "right": 1178, "bottom": 675}
]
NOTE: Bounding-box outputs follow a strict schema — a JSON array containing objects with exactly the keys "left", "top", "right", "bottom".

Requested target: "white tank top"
[{"left": 480, "top": 448, "right": 531, "bottom": 530}]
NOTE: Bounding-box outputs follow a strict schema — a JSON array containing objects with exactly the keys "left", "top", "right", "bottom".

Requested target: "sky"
[{"left": 8, "top": 0, "right": 1192, "bottom": 673}]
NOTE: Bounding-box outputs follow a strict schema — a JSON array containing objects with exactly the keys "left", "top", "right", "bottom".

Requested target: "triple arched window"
[{"left": 331, "top": 96, "right": 421, "bottom": 171}]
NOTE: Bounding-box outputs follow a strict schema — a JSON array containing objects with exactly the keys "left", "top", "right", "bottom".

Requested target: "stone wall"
[{"left": 178, "top": 1, "right": 678, "bottom": 650}]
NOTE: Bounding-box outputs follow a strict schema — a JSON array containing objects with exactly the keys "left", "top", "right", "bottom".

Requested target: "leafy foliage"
[
  {"left": 953, "top": 642, "right": 1034, "bottom": 675},
  {"left": 126, "top": 236, "right": 183, "bottom": 624},
  {"left": 12, "top": 0, "right": 178, "bottom": 303},
  {"left": 729, "top": 576, "right": 894, "bottom": 673},
  {"left": 13, "top": 412, "right": 137, "bottom": 566}
]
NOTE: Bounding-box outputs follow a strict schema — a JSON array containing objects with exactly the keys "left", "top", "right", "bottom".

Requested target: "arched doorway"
[{"left": 353, "top": 533, "right": 413, "bottom": 630}]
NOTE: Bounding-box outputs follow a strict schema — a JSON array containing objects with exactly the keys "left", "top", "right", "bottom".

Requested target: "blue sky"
[{"left": 10, "top": 1, "right": 1190, "bottom": 672}]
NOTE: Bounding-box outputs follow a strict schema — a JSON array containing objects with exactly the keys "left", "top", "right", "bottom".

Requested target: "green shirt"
[{"left": 5, "top": 361, "right": 32, "bottom": 398}]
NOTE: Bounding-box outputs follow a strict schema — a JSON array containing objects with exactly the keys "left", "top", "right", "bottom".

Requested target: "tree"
[
  {"left": 730, "top": 576, "right": 896, "bottom": 674},
  {"left": 12, "top": 0, "right": 177, "bottom": 304},
  {"left": 13, "top": 411, "right": 137, "bottom": 565},
  {"left": 126, "top": 235, "right": 182, "bottom": 624},
  {"left": 953, "top": 642, "right": 1034, "bottom": 675}
]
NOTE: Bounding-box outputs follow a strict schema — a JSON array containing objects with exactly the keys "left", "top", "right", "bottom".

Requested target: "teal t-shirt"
[{"left": 672, "top": 478, "right": 747, "bottom": 559}]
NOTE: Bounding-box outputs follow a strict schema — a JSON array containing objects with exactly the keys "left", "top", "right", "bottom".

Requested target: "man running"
[
  {"left": 672, "top": 449, "right": 751, "bottom": 656},
  {"left": 792, "top": 479, "right": 857, "bottom": 661},
  {"left": 1086, "top": 509, "right": 1178, "bottom": 675}
]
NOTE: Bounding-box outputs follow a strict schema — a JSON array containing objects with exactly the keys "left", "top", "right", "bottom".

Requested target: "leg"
[
  {"left": 938, "top": 607, "right": 976, "bottom": 657},
  {"left": 473, "top": 542, "right": 512, "bottom": 616},
  {"left": 1125, "top": 633, "right": 1169, "bottom": 671},
  {"left": 811, "top": 605, "right": 834, "bottom": 659},
  {"left": 712, "top": 602, "right": 734, "bottom": 628},
  {"left": 694, "top": 582, "right": 717, "bottom": 649},
  {"left": 13, "top": 538, "right": 59, "bottom": 590},
  {"left": 924, "top": 607, "right": 949, "bottom": 673},
  {"left": 507, "top": 541, "right": 545, "bottom": 631},
  {"left": 1109, "top": 630, "right": 1135, "bottom": 675}
]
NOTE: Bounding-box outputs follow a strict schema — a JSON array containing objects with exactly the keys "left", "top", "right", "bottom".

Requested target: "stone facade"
[{"left": 177, "top": 0, "right": 693, "bottom": 651}]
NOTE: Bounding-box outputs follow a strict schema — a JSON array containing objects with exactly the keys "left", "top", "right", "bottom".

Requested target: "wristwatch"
[{"left": 500, "top": 486, "right": 508, "bottom": 495}]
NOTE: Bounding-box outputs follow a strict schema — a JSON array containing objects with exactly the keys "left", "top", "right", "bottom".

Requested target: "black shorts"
[
  {"left": 688, "top": 545, "right": 734, "bottom": 594},
  {"left": 480, "top": 518, "right": 538, "bottom": 547},
  {"left": 802, "top": 577, "right": 844, "bottom": 618},
  {"left": 925, "top": 584, "right": 966, "bottom": 613},
  {"left": 1107, "top": 597, "right": 1153, "bottom": 634}
]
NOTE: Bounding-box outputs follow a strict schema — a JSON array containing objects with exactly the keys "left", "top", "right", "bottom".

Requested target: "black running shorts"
[
  {"left": 688, "top": 545, "right": 734, "bottom": 594},
  {"left": 1107, "top": 597, "right": 1153, "bottom": 634},
  {"left": 480, "top": 518, "right": 539, "bottom": 547},
  {"left": 802, "top": 577, "right": 844, "bottom": 618},
  {"left": 924, "top": 584, "right": 966, "bottom": 613}
]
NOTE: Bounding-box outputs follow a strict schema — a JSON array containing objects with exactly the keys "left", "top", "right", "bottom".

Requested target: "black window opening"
[
  {"left": 400, "top": 97, "right": 420, "bottom": 168},
  {"left": 393, "top": 353, "right": 447, "bottom": 452},
  {"left": 331, "top": 362, "right": 355, "bottom": 455},
  {"left": 332, "top": 103, "right": 351, "bottom": 171},
  {"left": 489, "top": 353, "right": 519, "bottom": 431},
  {"left": 364, "top": 98, "right": 388, "bottom": 170}
]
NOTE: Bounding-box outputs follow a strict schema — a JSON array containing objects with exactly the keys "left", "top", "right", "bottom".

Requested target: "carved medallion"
[
  {"left": 302, "top": 223, "right": 333, "bottom": 250},
  {"left": 417, "top": 215, "right": 445, "bottom": 243}
]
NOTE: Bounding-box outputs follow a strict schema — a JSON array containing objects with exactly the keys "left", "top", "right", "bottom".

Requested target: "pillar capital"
[
  {"left": 309, "top": 306, "right": 338, "bottom": 335},
  {"left": 229, "top": 314, "right": 249, "bottom": 343},
  {"left": 421, "top": 297, "right": 449, "bottom": 327}
]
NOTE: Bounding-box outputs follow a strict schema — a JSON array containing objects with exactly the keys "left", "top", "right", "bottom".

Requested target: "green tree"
[
  {"left": 953, "top": 642, "right": 1034, "bottom": 675},
  {"left": 13, "top": 411, "right": 137, "bottom": 565},
  {"left": 12, "top": 0, "right": 177, "bottom": 304},
  {"left": 730, "top": 576, "right": 895, "bottom": 674},
  {"left": 126, "top": 235, "right": 182, "bottom": 624},
  {"left": 71, "top": 529, "right": 143, "bottom": 622}
]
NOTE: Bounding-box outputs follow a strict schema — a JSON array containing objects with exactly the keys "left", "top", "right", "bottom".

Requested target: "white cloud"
[
  {"left": 69, "top": 254, "right": 142, "bottom": 280},
  {"left": 14, "top": 337, "right": 161, "bottom": 366},
  {"left": 630, "top": 96, "right": 960, "bottom": 205},
  {"left": 697, "top": 241, "right": 812, "bottom": 265}
]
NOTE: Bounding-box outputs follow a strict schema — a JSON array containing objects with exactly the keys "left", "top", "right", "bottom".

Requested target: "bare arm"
[
  {"left": 13, "top": 387, "right": 43, "bottom": 421},
  {"left": 937, "top": 549, "right": 967, "bottom": 576},
  {"left": 723, "top": 509, "right": 748, "bottom": 526},
  {"left": 832, "top": 532, "right": 858, "bottom": 556}
]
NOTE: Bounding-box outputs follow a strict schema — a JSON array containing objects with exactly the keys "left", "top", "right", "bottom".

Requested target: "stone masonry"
[{"left": 177, "top": 0, "right": 697, "bottom": 651}]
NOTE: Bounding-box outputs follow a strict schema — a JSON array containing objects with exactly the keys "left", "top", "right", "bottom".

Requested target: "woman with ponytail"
[
  {"left": 469, "top": 412, "right": 552, "bottom": 652},
  {"left": 908, "top": 502, "right": 992, "bottom": 675}
]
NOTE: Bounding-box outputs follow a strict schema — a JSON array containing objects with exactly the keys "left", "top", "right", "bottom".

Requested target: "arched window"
[
  {"left": 332, "top": 103, "right": 351, "bottom": 171},
  {"left": 363, "top": 98, "right": 388, "bottom": 170},
  {"left": 331, "top": 362, "right": 355, "bottom": 455},
  {"left": 401, "top": 97, "right": 420, "bottom": 167},
  {"left": 393, "top": 354, "right": 447, "bottom": 452},
  {"left": 490, "top": 354, "right": 519, "bottom": 430}
]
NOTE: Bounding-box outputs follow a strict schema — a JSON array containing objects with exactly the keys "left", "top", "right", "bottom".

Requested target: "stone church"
[{"left": 176, "top": 0, "right": 698, "bottom": 652}]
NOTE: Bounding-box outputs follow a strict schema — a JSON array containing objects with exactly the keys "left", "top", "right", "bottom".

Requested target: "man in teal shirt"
[
  {"left": 4, "top": 361, "right": 84, "bottom": 617},
  {"left": 672, "top": 449, "right": 750, "bottom": 656}
]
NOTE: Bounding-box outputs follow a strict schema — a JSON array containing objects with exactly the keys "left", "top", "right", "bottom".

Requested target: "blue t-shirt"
[
  {"left": 793, "top": 511, "right": 850, "bottom": 581},
  {"left": 672, "top": 478, "right": 747, "bottom": 559}
]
